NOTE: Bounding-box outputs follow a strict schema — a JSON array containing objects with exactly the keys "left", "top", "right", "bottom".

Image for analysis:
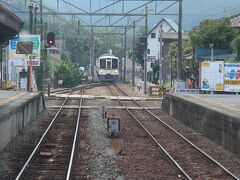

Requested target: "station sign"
[{"left": 147, "top": 56, "right": 156, "bottom": 62}]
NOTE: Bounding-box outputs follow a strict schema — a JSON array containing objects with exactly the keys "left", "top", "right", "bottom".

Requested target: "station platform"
[
  {"left": 0, "top": 90, "right": 45, "bottom": 151},
  {"left": 162, "top": 93, "right": 240, "bottom": 158}
]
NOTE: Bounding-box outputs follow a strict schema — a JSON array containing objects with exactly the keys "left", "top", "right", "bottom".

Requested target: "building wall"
[{"left": 147, "top": 20, "right": 178, "bottom": 83}]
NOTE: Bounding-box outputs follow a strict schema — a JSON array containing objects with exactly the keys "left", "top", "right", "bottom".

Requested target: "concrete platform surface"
[
  {"left": 0, "top": 90, "right": 45, "bottom": 151},
  {"left": 0, "top": 90, "right": 41, "bottom": 118},
  {"left": 173, "top": 94, "right": 240, "bottom": 118}
]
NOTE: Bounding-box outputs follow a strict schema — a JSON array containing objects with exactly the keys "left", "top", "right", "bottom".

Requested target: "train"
[{"left": 95, "top": 53, "right": 120, "bottom": 81}]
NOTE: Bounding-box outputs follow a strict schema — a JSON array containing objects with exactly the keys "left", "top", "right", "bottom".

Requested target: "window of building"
[
  {"left": 151, "top": 33, "right": 156, "bottom": 38},
  {"left": 147, "top": 49, "right": 150, "bottom": 54},
  {"left": 150, "top": 63, "right": 154, "bottom": 68}
]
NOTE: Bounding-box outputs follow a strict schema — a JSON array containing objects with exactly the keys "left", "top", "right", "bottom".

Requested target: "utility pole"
[
  {"left": 120, "top": 35, "right": 123, "bottom": 81},
  {"left": 89, "top": 27, "right": 93, "bottom": 78},
  {"left": 28, "top": 3, "right": 33, "bottom": 34},
  {"left": 34, "top": 5, "right": 38, "bottom": 34},
  {"left": 123, "top": 26, "right": 127, "bottom": 83},
  {"left": 132, "top": 20, "right": 136, "bottom": 86},
  {"left": 28, "top": 3, "right": 33, "bottom": 92},
  {"left": 144, "top": 6, "right": 148, "bottom": 94},
  {"left": 159, "top": 24, "right": 163, "bottom": 86},
  {"left": 57, "top": 0, "right": 59, "bottom": 12},
  {"left": 42, "top": 23, "right": 48, "bottom": 92},
  {"left": 40, "top": 0, "right": 43, "bottom": 39},
  {"left": 0, "top": 44, "right": 2, "bottom": 89},
  {"left": 177, "top": 0, "right": 183, "bottom": 80},
  {"left": 77, "top": 20, "right": 80, "bottom": 65}
]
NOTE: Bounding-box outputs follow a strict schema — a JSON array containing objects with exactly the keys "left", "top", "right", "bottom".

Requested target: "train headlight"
[
  {"left": 114, "top": 70, "right": 118, "bottom": 73},
  {"left": 100, "top": 70, "right": 103, "bottom": 73}
]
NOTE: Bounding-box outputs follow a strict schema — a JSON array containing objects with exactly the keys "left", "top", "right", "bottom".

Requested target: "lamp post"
[
  {"left": 209, "top": 43, "right": 214, "bottom": 94},
  {"left": 209, "top": 43, "right": 214, "bottom": 61},
  {"left": 159, "top": 24, "right": 163, "bottom": 86}
]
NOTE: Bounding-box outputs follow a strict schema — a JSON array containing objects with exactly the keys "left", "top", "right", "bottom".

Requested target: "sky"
[
  {"left": 1, "top": 0, "right": 239, "bottom": 31},
  {"left": 40, "top": 0, "right": 240, "bottom": 31}
]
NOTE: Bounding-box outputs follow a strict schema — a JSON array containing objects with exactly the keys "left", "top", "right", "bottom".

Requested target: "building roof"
[
  {"left": 164, "top": 18, "right": 178, "bottom": 32},
  {"left": 230, "top": 14, "right": 240, "bottom": 28},
  {"left": 0, "top": 4, "right": 24, "bottom": 42},
  {"left": 148, "top": 18, "right": 178, "bottom": 35},
  {"left": 195, "top": 48, "right": 235, "bottom": 60}
]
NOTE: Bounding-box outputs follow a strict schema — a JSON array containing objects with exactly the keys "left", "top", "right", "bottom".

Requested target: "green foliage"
[
  {"left": 224, "top": 58, "right": 240, "bottom": 63},
  {"left": 152, "top": 62, "right": 159, "bottom": 83},
  {"left": 189, "top": 18, "right": 237, "bottom": 48},
  {"left": 54, "top": 59, "right": 82, "bottom": 87},
  {"left": 167, "top": 39, "right": 197, "bottom": 81},
  {"left": 231, "top": 36, "right": 240, "bottom": 59},
  {"left": 131, "top": 35, "right": 145, "bottom": 67},
  {"left": 35, "top": 56, "right": 52, "bottom": 91}
]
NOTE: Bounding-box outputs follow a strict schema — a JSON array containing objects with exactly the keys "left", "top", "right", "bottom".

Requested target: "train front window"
[
  {"left": 100, "top": 58, "right": 106, "bottom": 68},
  {"left": 112, "top": 58, "right": 118, "bottom": 69},
  {"left": 107, "top": 61, "right": 111, "bottom": 69}
]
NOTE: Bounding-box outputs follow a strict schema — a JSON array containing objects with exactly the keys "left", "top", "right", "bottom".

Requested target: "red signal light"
[{"left": 46, "top": 32, "right": 55, "bottom": 46}]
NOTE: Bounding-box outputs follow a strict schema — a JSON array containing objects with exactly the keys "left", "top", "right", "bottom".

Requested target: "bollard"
[{"left": 101, "top": 106, "right": 106, "bottom": 119}]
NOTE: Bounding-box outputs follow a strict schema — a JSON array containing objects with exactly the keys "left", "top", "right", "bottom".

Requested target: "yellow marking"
[{"left": 0, "top": 92, "right": 25, "bottom": 105}]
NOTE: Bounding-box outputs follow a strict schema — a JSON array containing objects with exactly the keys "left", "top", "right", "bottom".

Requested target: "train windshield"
[
  {"left": 112, "top": 58, "right": 118, "bottom": 69},
  {"left": 107, "top": 61, "right": 111, "bottom": 69},
  {"left": 100, "top": 58, "right": 106, "bottom": 68}
]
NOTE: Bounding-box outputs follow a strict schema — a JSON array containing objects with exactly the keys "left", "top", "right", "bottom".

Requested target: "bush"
[{"left": 54, "top": 59, "right": 82, "bottom": 87}]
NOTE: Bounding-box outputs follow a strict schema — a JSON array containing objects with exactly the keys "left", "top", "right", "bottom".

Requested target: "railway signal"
[{"left": 46, "top": 32, "right": 55, "bottom": 46}]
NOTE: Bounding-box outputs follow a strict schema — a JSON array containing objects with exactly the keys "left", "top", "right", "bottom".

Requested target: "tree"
[
  {"left": 54, "top": 59, "right": 82, "bottom": 87},
  {"left": 189, "top": 18, "right": 237, "bottom": 49},
  {"left": 232, "top": 36, "right": 240, "bottom": 59}
]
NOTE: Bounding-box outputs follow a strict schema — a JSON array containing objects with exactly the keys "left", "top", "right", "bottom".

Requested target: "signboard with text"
[
  {"left": 146, "top": 56, "right": 156, "bottom": 62},
  {"left": 8, "top": 35, "right": 41, "bottom": 66},
  {"left": 200, "top": 61, "right": 224, "bottom": 91},
  {"left": 224, "top": 63, "right": 240, "bottom": 92}
]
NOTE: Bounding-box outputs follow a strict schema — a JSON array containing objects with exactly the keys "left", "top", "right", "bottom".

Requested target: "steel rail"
[
  {"left": 106, "top": 84, "right": 191, "bottom": 179},
  {"left": 66, "top": 89, "right": 84, "bottom": 180},
  {"left": 15, "top": 88, "right": 73, "bottom": 180},
  {"left": 112, "top": 83, "right": 240, "bottom": 180}
]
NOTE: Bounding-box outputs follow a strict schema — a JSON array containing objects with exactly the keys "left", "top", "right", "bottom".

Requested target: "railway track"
[
  {"left": 107, "top": 83, "right": 239, "bottom": 180},
  {"left": 15, "top": 87, "right": 84, "bottom": 179}
]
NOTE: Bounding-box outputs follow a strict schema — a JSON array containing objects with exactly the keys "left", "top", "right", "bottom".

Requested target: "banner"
[
  {"left": 224, "top": 63, "right": 240, "bottom": 92},
  {"left": 8, "top": 35, "right": 41, "bottom": 66},
  {"left": 201, "top": 61, "right": 224, "bottom": 91}
]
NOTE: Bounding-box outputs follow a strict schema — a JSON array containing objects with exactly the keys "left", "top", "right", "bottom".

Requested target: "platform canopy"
[{"left": 0, "top": 4, "right": 24, "bottom": 43}]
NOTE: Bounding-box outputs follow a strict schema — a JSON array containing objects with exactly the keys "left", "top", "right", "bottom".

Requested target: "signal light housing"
[{"left": 46, "top": 32, "right": 55, "bottom": 46}]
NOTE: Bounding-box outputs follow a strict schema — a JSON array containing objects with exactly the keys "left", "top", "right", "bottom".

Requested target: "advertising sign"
[
  {"left": 201, "top": 61, "right": 224, "bottom": 91},
  {"left": 8, "top": 35, "right": 41, "bottom": 66},
  {"left": 224, "top": 63, "right": 240, "bottom": 92}
]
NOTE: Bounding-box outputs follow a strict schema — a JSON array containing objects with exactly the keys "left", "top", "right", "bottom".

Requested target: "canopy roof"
[{"left": 0, "top": 4, "right": 24, "bottom": 43}]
